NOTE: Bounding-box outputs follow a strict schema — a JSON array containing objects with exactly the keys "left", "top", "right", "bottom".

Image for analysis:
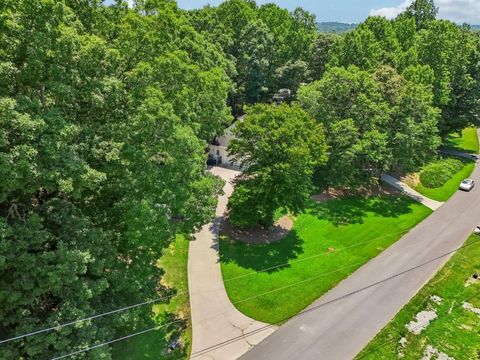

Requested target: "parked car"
[
  {"left": 460, "top": 179, "right": 475, "bottom": 191},
  {"left": 475, "top": 226, "right": 480, "bottom": 235}
]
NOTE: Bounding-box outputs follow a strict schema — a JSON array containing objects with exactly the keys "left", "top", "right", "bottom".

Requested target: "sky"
[{"left": 174, "top": 0, "right": 480, "bottom": 24}]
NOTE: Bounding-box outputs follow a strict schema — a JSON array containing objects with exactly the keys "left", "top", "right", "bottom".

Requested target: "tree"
[
  {"left": 416, "top": 20, "right": 479, "bottom": 135},
  {"left": 274, "top": 60, "right": 309, "bottom": 96},
  {"left": 0, "top": 0, "right": 229, "bottom": 358},
  {"left": 374, "top": 66, "right": 440, "bottom": 172},
  {"left": 308, "top": 33, "right": 341, "bottom": 80},
  {"left": 298, "top": 65, "right": 440, "bottom": 188},
  {"left": 188, "top": 1, "right": 317, "bottom": 111},
  {"left": 227, "top": 104, "right": 327, "bottom": 228},
  {"left": 237, "top": 19, "right": 273, "bottom": 104},
  {"left": 406, "top": 0, "right": 438, "bottom": 31},
  {"left": 331, "top": 16, "right": 400, "bottom": 71}
]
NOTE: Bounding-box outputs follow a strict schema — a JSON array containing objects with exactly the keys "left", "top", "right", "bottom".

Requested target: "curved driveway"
[
  {"left": 188, "top": 167, "right": 277, "bottom": 360},
  {"left": 241, "top": 130, "right": 480, "bottom": 360}
]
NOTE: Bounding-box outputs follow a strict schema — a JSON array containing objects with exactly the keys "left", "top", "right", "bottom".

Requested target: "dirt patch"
[
  {"left": 312, "top": 183, "right": 399, "bottom": 202},
  {"left": 220, "top": 215, "right": 293, "bottom": 244}
]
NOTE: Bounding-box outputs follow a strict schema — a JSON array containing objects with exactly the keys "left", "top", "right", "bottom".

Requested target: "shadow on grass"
[
  {"left": 220, "top": 195, "right": 415, "bottom": 272},
  {"left": 443, "top": 129, "right": 479, "bottom": 154},
  {"left": 112, "top": 312, "right": 189, "bottom": 360},
  {"left": 220, "top": 230, "right": 304, "bottom": 273},
  {"left": 307, "top": 195, "right": 414, "bottom": 226}
]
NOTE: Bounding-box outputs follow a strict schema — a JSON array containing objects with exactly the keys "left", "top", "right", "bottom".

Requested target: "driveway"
[
  {"left": 188, "top": 166, "right": 277, "bottom": 360},
  {"left": 240, "top": 133, "right": 480, "bottom": 360}
]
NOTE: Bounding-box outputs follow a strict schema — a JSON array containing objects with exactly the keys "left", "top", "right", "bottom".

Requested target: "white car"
[
  {"left": 475, "top": 226, "right": 480, "bottom": 235},
  {"left": 459, "top": 179, "right": 475, "bottom": 191}
]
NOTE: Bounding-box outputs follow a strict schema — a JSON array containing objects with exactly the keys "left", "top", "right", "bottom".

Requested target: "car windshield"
[{"left": 462, "top": 180, "right": 473, "bottom": 185}]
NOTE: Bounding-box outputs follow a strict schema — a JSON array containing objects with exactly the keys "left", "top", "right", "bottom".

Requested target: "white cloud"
[
  {"left": 369, "top": 0, "right": 412, "bottom": 19},
  {"left": 369, "top": 0, "right": 480, "bottom": 24},
  {"left": 437, "top": 0, "right": 480, "bottom": 24}
]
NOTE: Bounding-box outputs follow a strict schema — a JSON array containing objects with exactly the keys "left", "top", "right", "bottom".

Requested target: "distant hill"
[
  {"left": 317, "top": 22, "right": 357, "bottom": 33},
  {"left": 317, "top": 22, "right": 480, "bottom": 33}
]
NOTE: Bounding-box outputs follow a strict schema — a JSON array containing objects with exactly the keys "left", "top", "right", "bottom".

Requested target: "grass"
[
  {"left": 357, "top": 235, "right": 480, "bottom": 360},
  {"left": 112, "top": 235, "right": 191, "bottom": 360},
  {"left": 445, "top": 127, "right": 479, "bottom": 154},
  {"left": 220, "top": 196, "right": 432, "bottom": 324},
  {"left": 414, "top": 158, "right": 475, "bottom": 202}
]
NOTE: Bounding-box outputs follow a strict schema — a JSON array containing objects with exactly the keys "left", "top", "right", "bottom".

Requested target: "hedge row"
[{"left": 419, "top": 158, "right": 465, "bottom": 188}]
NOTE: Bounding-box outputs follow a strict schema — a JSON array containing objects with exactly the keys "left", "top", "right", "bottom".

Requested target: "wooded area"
[{"left": 0, "top": 0, "right": 479, "bottom": 358}]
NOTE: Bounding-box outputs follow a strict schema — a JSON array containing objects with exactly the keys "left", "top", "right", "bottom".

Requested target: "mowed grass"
[
  {"left": 415, "top": 159, "right": 475, "bottom": 202},
  {"left": 112, "top": 235, "right": 191, "bottom": 360},
  {"left": 445, "top": 127, "right": 479, "bottom": 154},
  {"left": 357, "top": 235, "right": 480, "bottom": 360},
  {"left": 220, "top": 196, "right": 432, "bottom": 324}
]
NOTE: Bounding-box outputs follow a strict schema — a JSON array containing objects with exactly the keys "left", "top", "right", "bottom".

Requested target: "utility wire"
[
  {"left": 190, "top": 237, "right": 480, "bottom": 358},
  {"left": 49, "top": 319, "right": 184, "bottom": 360},
  {"left": 0, "top": 225, "right": 415, "bottom": 345},
  {"left": 0, "top": 295, "right": 176, "bottom": 345},
  {"left": 52, "top": 238, "right": 480, "bottom": 360}
]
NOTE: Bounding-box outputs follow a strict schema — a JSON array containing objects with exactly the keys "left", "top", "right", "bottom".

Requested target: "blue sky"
[
  {"left": 177, "top": 0, "right": 401, "bottom": 23},
  {"left": 113, "top": 1, "right": 480, "bottom": 24},
  {"left": 175, "top": 0, "right": 480, "bottom": 24}
]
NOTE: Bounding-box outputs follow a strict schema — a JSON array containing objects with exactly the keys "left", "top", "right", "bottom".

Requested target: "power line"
[
  {"left": 0, "top": 294, "right": 177, "bottom": 345},
  {"left": 195, "top": 227, "right": 459, "bottom": 326},
  {"left": 52, "top": 238, "right": 480, "bottom": 360},
  {"left": 49, "top": 319, "right": 184, "bottom": 360},
  {"left": 189, "top": 238, "right": 480, "bottom": 358},
  {"left": 0, "top": 225, "right": 416, "bottom": 345}
]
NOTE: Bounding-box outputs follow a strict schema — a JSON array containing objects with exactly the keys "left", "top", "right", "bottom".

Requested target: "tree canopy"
[
  {"left": 0, "top": 0, "right": 228, "bottom": 358},
  {"left": 227, "top": 104, "right": 327, "bottom": 227},
  {"left": 188, "top": 0, "right": 317, "bottom": 113}
]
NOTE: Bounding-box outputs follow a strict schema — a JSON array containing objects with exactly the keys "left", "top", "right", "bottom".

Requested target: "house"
[{"left": 208, "top": 117, "right": 242, "bottom": 168}]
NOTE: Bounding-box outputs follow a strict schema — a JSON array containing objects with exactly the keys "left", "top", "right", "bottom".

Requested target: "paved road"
[
  {"left": 241, "top": 132, "right": 480, "bottom": 360},
  {"left": 381, "top": 174, "right": 444, "bottom": 210},
  {"left": 188, "top": 167, "right": 276, "bottom": 360},
  {"left": 440, "top": 148, "right": 479, "bottom": 161}
]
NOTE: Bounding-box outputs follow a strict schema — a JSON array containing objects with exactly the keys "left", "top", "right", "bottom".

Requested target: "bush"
[{"left": 419, "top": 158, "right": 465, "bottom": 188}]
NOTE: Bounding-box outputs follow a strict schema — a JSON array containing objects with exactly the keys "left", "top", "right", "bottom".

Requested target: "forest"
[{"left": 0, "top": 0, "right": 479, "bottom": 358}]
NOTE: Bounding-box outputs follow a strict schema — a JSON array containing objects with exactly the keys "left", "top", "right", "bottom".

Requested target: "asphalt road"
[{"left": 241, "top": 152, "right": 480, "bottom": 359}]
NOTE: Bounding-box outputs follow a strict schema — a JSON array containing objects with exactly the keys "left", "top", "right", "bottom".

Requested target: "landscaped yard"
[
  {"left": 445, "top": 127, "right": 479, "bottom": 154},
  {"left": 357, "top": 234, "right": 480, "bottom": 360},
  {"left": 220, "top": 196, "right": 432, "bottom": 324},
  {"left": 112, "top": 235, "right": 191, "bottom": 360},
  {"left": 413, "top": 157, "right": 475, "bottom": 202}
]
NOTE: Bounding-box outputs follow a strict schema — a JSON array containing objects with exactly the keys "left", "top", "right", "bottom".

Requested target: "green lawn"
[
  {"left": 415, "top": 159, "right": 475, "bottom": 202},
  {"left": 220, "top": 196, "right": 432, "bottom": 324},
  {"left": 112, "top": 235, "right": 191, "bottom": 360},
  {"left": 445, "top": 127, "right": 479, "bottom": 154},
  {"left": 357, "top": 235, "right": 480, "bottom": 360}
]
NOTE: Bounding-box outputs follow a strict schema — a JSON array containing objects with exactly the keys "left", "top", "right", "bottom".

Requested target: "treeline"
[
  {"left": 0, "top": 0, "right": 479, "bottom": 357},
  {"left": 223, "top": 0, "right": 480, "bottom": 228},
  {"left": 316, "top": 22, "right": 357, "bottom": 33},
  {"left": 187, "top": 0, "right": 322, "bottom": 112},
  {"left": 303, "top": 0, "right": 480, "bottom": 186},
  {"left": 0, "top": 0, "right": 230, "bottom": 358}
]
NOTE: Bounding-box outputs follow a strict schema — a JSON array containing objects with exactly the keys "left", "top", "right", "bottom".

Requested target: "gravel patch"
[
  {"left": 422, "top": 345, "right": 454, "bottom": 360},
  {"left": 462, "top": 302, "right": 480, "bottom": 316},
  {"left": 406, "top": 310, "right": 437, "bottom": 335}
]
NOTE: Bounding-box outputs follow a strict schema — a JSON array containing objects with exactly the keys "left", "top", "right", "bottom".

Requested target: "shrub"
[{"left": 419, "top": 158, "right": 465, "bottom": 188}]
